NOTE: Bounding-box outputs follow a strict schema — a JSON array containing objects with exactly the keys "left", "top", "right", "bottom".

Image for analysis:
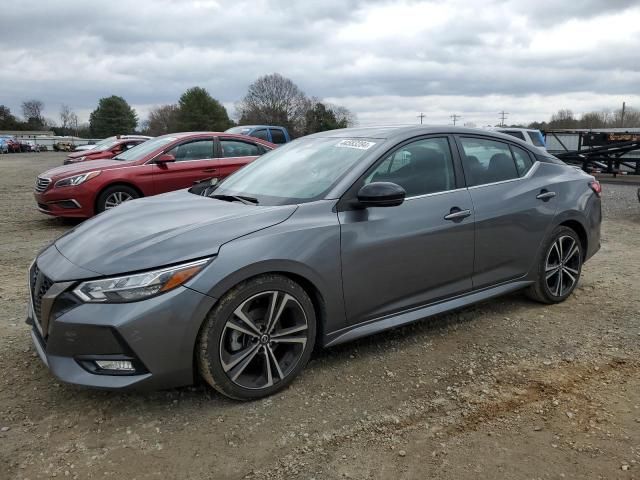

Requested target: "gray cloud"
[{"left": 1, "top": 0, "right": 639, "bottom": 126}]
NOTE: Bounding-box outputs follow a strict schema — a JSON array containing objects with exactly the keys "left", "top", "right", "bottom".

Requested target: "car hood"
[
  {"left": 67, "top": 150, "right": 91, "bottom": 159},
  {"left": 54, "top": 189, "right": 298, "bottom": 276},
  {"left": 42, "top": 159, "right": 131, "bottom": 179}
]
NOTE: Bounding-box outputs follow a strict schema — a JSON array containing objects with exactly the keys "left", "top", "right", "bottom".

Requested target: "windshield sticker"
[{"left": 335, "top": 139, "right": 376, "bottom": 150}]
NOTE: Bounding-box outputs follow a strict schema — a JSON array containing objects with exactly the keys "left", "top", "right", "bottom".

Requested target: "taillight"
[{"left": 589, "top": 180, "right": 602, "bottom": 197}]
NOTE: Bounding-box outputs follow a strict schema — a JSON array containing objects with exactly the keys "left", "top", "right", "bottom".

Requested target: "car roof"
[
  {"left": 304, "top": 125, "right": 529, "bottom": 141},
  {"left": 229, "top": 125, "right": 284, "bottom": 130},
  {"left": 493, "top": 127, "right": 540, "bottom": 133}
]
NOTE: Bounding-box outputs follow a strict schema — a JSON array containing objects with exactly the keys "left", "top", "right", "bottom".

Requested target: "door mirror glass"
[
  {"left": 156, "top": 153, "right": 176, "bottom": 163},
  {"left": 357, "top": 182, "right": 405, "bottom": 207}
]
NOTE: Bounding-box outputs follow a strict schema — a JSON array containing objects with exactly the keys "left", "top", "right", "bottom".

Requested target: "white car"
[{"left": 493, "top": 127, "right": 547, "bottom": 152}]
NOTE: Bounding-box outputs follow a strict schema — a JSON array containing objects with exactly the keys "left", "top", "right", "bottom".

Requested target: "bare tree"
[
  {"left": 22, "top": 99, "right": 44, "bottom": 123},
  {"left": 612, "top": 106, "right": 640, "bottom": 128},
  {"left": 548, "top": 109, "right": 577, "bottom": 129},
  {"left": 580, "top": 111, "right": 608, "bottom": 129},
  {"left": 59, "top": 104, "right": 74, "bottom": 133},
  {"left": 236, "top": 73, "right": 309, "bottom": 136},
  {"left": 329, "top": 104, "right": 357, "bottom": 127},
  {"left": 147, "top": 104, "right": 180, "bottom": 135}
]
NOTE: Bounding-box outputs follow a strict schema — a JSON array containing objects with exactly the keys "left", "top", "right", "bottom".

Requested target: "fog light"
[{"left": 95, "top": 360, "right": 135, "bottom": 372}]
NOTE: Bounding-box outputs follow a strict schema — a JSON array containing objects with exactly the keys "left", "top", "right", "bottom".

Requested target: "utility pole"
[
  {"left": 621, "top": 101, "right": 626, "bottom": 127},
  {"left": 499, "top": 111, "right": 509, "bottom": 127},
  {"left": 417, "top": 112, "right": 426, "bottom": 124},
  {"left": 450, "top": 114, "right": 461, "bottom": 126}
]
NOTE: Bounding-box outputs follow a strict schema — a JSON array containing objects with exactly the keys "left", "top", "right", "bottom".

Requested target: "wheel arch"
[
  {"left": 94, "top": 182, "right": 144, "bottom": 214},
  {"left": 557, "top": 218, "right": 588, "bottom": 260}
]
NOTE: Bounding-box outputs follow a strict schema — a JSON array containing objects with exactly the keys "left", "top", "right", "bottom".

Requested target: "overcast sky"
[{"left": 1, "top": 0, "right": 639, "bottom": 128}]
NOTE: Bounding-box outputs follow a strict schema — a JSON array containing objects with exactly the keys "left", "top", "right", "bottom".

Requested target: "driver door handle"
[
  {"left": 536, "top": 190, "right": 556, "bottom": 200},
  {"left": 444, "top": 208, "right": 472, "bottom": 221},
  {"left": 202, "top": 168, "right": 218, "bottom": 173}
]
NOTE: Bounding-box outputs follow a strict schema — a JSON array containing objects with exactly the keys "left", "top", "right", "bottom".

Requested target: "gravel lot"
[{"left": 1, "top": 152, "right": 639, "bottom": 480}]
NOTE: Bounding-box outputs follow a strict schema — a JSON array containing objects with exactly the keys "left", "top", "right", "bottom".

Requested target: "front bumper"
[
  {"left": 34, "top": 184, "right": 94, "bottom": 218},
  {"left": 27, "top": 273, "right": 217, "bottom": 390}
]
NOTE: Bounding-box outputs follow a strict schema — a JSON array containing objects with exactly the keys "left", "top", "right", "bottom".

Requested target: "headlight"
[
  {"left": 73, "top": 258, "right": 210, "bottom": 303},
  {"left": 55, "top": 171, "right": 101, "bottom": 188}
]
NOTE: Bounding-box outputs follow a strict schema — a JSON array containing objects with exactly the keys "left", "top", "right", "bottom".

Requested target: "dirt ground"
[{"left": 1, "top": 152, "right": 639, "bottom": 480}]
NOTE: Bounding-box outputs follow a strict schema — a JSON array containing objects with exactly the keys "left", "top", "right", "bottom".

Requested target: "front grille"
[
  {"left": 30, "top": 264, "right": 53, "bottom": 332},
  {"left": 35, "top": 177, "right": 51, "bottom": 193}
]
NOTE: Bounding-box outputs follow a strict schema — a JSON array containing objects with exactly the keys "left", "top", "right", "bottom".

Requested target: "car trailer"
[{"left": 544, "top": 129, "right": 640, "bottom": 176}]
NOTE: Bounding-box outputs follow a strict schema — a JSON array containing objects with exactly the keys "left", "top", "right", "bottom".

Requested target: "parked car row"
[
  {"left": 34, "top": 132, "right": 274, "bottom": 217},
  {"left": 27, "top": 126, "right": 602, "bottom": 400},
  {"left": 0, "top": 136, "right": 49, "bottom": 153}
]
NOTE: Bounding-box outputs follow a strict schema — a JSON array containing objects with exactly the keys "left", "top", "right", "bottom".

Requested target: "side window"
[
  {"left": 459, "top": 137, "right": 518, "bottom": 186},
  {"left": 502, "top": 131, "right": 525, "bottom": 141},
  {"left": 511, "top": 145, "right": 534, "bottom": 176},
  {"left": 269, "top": 128, "right": 287, "bottom": 144},
  {"left": 220, "top": 139, "right": 261, "bottom": 158},
  {"left": 167, "top": 139, "right": 214, "bottom": 161},
  {"left": 364, "top": 137, "right": 455, "bottom": 197},
  {"left": 251, "top": 129, "right": 270, "bottom": 141}
]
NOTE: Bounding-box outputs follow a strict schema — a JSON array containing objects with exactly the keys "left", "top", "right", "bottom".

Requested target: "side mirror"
[
  {"left": 357, "top": 182, "right": 405, "bottom": 208},
  {"left": 155, "top": 153, "right": 176, "bottom": 164}
]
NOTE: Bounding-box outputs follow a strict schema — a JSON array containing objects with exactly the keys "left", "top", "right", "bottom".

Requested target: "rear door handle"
[
  {"left": 536, "top": 190, "right": 556, "bottom": 200},
  {"left": 444, "top": 208, "right": 472, "bottom": 221},
  {"left": 202, "top": 168, "right": 218, "bottom": 173}
]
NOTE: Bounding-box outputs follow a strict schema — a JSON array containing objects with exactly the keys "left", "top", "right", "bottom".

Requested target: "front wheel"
[
  {"left": 96, "top": 185, "right": 140, "bottom": 213},
  {"left": 197, "top": 275, "right": 316, "bottom": 400},
  {"left": 527, "top": 226, "right": 583, "bottom": 304}
]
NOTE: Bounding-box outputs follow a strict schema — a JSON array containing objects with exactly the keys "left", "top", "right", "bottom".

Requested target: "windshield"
[
  {"left": 211, "top": 137, "right": 376, "bottom": 205},
  {"left": 113, "top": 136, "right": 177, "bottom": 161},
  {"left": 93, "top": 139, "right": 121, "bottom": 152}
]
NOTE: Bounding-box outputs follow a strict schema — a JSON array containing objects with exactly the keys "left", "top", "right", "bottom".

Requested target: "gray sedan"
[{"left": 27, "top": 126, "right": 602, "bottom": 400}]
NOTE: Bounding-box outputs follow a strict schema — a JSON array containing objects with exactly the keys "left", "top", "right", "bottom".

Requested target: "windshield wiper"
[{"left": 209, "top": 194, "right": 259, "bottom": 205}]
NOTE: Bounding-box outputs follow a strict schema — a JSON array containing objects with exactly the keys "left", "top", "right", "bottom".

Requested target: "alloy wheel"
[
  {"left": 104, "top": 191, "right": 133, "bottom": 209},
  {"left": 219, "top": 290, "right": 309, "bottom": 390},
  {"left": 545, "top": 235, "right": 581, "bottom": 297}
]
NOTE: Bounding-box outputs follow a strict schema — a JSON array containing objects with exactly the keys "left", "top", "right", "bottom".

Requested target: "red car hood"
[
  {"left": 67, "top": 150, "right": 91, "bottom": 159},
  {"left": 41, "top": 160, "right": 133, "bottom": 180}
]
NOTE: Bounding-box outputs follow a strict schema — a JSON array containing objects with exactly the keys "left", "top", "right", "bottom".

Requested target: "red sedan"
[
  {"left": 34, "top": 132, "right": 275, "bottom": 218},
  {"left": 64, "top": 136, "right": 151, "bottom": 164}
]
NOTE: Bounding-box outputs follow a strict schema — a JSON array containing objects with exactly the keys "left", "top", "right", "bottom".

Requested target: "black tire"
[
  {"left": 197, "top": 274, "right": 317, "bottom": 400},
  {"left": 96, "top": 185, "right": 140, "bottom": 213},
  {"left": 526, "top": 226, "right": 583, "bottom": 304}
]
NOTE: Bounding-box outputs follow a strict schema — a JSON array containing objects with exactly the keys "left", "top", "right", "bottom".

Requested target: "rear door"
[
  {"left": 339, "top": 136, "right": 475, "bottom": 324},
  {"left": 455, "top": 135, "right": 558, "bottom": 288},
  {"left": 215, "top": 137, "right": 268, "bottom": 179},
  {"left": 152, "top": 137, "right": 217, "bottom": 193}
]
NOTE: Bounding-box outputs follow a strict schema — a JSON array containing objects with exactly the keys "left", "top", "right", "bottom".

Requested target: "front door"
[
  {"left": 339, "top": 136, "right": 475, "bottom": 325},
  {"left": 152, "top": 137, "right": 217, "bottom": 193}
]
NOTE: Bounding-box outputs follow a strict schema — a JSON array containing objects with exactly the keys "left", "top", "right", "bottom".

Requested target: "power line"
[
  {"left": 499, "top": 111, "right": 509, "bottom": 127},
  {"left": 417, "top": 112, "right": 425, "bottom": 124},
  {"left": 450, "top": 114, "right": 461, "bottom": 126}
]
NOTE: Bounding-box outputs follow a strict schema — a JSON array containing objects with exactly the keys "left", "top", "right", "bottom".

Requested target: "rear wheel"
[
  {"left": 96, "top": 185, "right": 139, "bottom": 213},
  {"left": 527, "top": 226, "right": 583, "bottom": 304},
  {"left": 197, "top": 274, "right": 316, "bottom": 400}
]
